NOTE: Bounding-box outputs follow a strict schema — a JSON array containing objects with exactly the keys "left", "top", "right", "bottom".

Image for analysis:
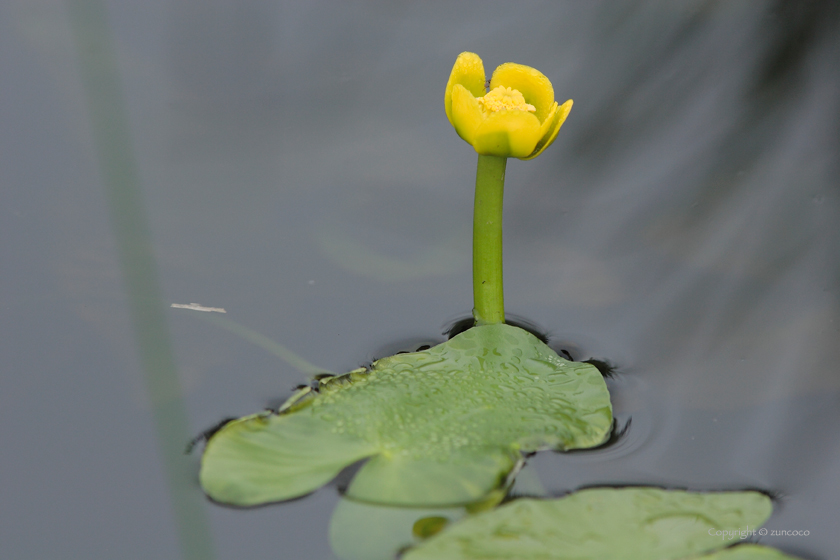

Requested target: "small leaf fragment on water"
[
  {"left": 412, "top": 516, "right": 450, "bottom": 539},
  {"left": 171, "top": 303, "right": 227, "bottom": 313}
]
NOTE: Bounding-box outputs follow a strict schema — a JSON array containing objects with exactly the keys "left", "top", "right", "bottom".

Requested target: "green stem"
[
  {"left": 472, "top": 154, "right": 507, "bottom": 325},
  {"left": 189, "top": 312, "right": 331, "bottom": 375},
  {"left": 68, "top": 2, "right": 215, "bottom": 558}
]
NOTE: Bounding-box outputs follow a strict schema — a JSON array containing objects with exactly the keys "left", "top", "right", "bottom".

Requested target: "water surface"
[{"left": 2, "top": 1, "right": 838, "bottom": 558}]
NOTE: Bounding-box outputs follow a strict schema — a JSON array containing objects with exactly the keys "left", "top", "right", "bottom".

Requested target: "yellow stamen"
[{"left": 477, "top": 86, "right": 536, "bottom": 114}]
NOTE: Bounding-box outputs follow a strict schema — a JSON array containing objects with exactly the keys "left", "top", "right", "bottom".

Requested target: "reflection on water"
[{"left": 3, "top": 0, "right": 838, "bottom": 559}]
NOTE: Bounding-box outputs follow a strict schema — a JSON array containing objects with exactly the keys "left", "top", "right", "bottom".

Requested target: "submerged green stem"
[
  {"left": 68, "top": 2, "right": 216, "bottom": 558},
  {"left": 472, "top": 155, "right": 507, "bottom": 325},
  {"left": 188, "top": 311, "right": 330, "bottom": 375}
]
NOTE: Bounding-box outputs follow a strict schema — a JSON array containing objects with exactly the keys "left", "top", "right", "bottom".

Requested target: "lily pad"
[
  {"left": 403, "top": 487, "right": 774, "bottom": 560},
  {"left": 327, "top": 464, "right": 546, "bottom": 560},
  {"left": 329, "top": 497, "right": 467, "bottom": 560},
  {"left": 200, "top": 323, "right": 612, "bottom": 507}
]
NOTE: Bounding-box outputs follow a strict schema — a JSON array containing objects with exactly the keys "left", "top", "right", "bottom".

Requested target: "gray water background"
[{"left": 2, "top": 1, "right": 838, "bottom": 558}]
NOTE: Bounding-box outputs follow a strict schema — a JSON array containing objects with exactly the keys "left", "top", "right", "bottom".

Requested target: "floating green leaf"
[
  {"left": 329, "top": 497, "right": 467, "bottom": 560},
  {"left": 403, "top": 488, "right": 773, "bottom": 560},
  {"left": 328, "top": 464, "right": 545, "bottom": 560},
  {"left": 200, "top": 323, "right": 612, "bottom": 507}
]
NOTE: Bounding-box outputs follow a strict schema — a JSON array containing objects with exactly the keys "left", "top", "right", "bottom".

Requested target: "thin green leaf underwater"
[
  {"left": 199, "top": 323, "right": 612, "bottom": 507},
  {"left": 403, "top": 487, "right": 789, "bottom": 560}
]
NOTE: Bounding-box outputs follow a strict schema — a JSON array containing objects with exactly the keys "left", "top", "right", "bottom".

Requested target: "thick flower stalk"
[{"left": 445, "top": 52, "right": 572, "bottom": 324}]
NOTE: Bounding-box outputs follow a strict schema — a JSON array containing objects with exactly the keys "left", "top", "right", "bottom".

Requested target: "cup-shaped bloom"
[{"left": 445, "top": 52, "right": 572, "bottom": 160}]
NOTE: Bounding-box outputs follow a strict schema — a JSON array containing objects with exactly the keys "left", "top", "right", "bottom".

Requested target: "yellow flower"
[{"left": 444, "top": 52, "right": 573, "bottom": 160}]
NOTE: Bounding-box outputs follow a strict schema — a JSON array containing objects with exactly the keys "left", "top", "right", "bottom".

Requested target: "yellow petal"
[
  {"left": 533, "top": 101, "right": 558, "bottom": 144},
  {"left": 445, "top": 52, "right": 487, "bottom": 127},
  {"left": 519, "top": 101, "right": 557, "bottom": 159},
  {"left": 449, "top": 84, "right": 485, "bottom": 146},
  {"left": 490, "top": 63, "right": 555, "bottom": 124},
  {"left": 522, "top": 99, "right": 572, "bottom": 160},
  {"left": 472, "top": 110, "right": 542, "bottom": 158}
]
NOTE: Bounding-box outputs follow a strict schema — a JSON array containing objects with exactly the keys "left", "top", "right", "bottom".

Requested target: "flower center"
[{"left": 477, "top": 86, "right": 536, "bottom": 114}]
